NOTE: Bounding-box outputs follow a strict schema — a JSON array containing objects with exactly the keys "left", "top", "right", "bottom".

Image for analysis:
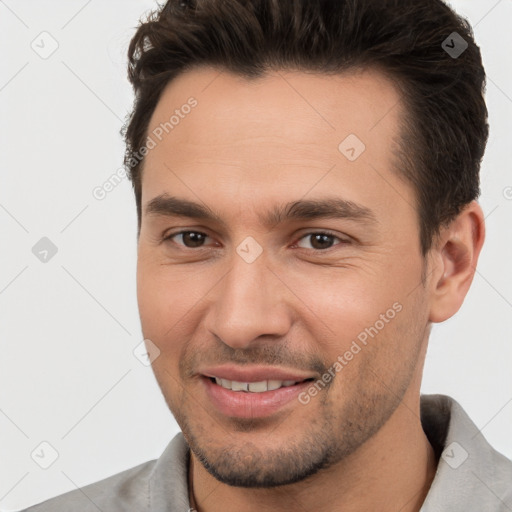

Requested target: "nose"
[{"left": 204, "top": 251, "right": 292, "bottom": 350}]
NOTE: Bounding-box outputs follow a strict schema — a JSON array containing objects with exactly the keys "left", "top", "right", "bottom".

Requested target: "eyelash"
[{"left": 162, "top": 230, "right": 348, "bottom": 252}]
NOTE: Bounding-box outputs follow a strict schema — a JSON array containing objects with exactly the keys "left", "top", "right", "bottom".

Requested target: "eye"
[
  {"left": 295, "top": 231, "right": 347, "bottom": 251},
  {"left": 164, "top": 230, "right": 212, "bottom": 248},
  {"left": 163, "top": 230, "right": 348, "bottom": 252}
]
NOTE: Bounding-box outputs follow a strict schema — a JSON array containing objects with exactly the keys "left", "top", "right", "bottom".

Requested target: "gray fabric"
[{"left": 21, "top": 394, "right": 512, "bottom": 511}]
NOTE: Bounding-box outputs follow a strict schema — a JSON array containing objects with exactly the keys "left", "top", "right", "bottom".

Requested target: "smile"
[
  {"left": 209, "top": 377, "right": 309, "bottom": 393},
  {"left": 201, "top": 374, "right": 315, "bottom": 418}
]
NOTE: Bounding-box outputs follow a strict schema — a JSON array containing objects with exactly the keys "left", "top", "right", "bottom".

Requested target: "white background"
[{"left": 0, "top": 0, "right": 511, "bottom": 510}]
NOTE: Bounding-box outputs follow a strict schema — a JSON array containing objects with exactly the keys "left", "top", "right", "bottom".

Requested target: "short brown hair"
[{"left": 123, "top": 0, "right": 489, "bottom": 255}]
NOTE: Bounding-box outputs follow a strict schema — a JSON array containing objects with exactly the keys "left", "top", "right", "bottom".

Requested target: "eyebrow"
[{"left": 144, "top": 194, "right": 378, "bottom": 229}]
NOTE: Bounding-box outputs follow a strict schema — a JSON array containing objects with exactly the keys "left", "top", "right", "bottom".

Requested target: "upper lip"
[{"left": 200, "top": 365, "right": 315, "bottom": 383}]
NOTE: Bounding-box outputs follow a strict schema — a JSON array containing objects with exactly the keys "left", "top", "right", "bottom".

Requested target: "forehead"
[
  {"left": 141, "top": 66, "right": 411, "bottom": 221},
  {"left": 148, "top": 65, "right": 403, "bottom": 148}
]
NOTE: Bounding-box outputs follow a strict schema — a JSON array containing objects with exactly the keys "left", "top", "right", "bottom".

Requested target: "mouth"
[
  {"left": 206, "top": 376, "right": 315, "bottom": 393},
  {"left": 199, "top": 370, "right": 316, "bottom": 419}
]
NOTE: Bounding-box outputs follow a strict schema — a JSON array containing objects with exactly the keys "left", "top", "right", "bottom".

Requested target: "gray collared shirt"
[{"left": 21, "top": 394, "right": 512, "bottom": 511}]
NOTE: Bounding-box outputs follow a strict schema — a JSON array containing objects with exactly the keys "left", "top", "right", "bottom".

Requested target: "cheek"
[
  {"left": 137, "top": 262, "right": 164, "bottom": 334},
  {"left": 137, "top": 257, "right": 198, "bottom": 331},
  {"left": 136, "top": 259, "right": 216, "bottom": 372},
  {"left": 289, "top": 268, "right": 395, "bottom": 332},
  {"left": 289, "top": 267, "right": 415, "bottom": 376},
  {"left": 317, "top": 305, "right": 418, "bottom": 413}
]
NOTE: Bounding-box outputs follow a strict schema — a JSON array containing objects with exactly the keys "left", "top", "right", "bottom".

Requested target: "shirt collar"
[{"left": 420, "top": 394, "right": 512, "bottom": 511}]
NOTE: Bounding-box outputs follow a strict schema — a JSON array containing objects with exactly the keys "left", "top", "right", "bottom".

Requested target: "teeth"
[
  {"left": 267, "top": 379, "right": 282, "bottom": 391},
  {"left": 212, "top": 378, "right": 299, "bottom": 393},
  {"left": 248, "top": 381, "right": 267, "bottom": 392},
  {"left": 231, "top": 381, "right": 249, "bottom": 391}
]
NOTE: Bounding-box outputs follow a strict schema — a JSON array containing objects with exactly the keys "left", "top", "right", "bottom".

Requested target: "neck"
[{"left": 189, "top": 390, "right": 438, "bottom": 512}]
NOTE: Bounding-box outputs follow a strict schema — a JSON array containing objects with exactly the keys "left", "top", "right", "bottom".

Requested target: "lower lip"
[{"left": 202, "top": 376, "right": 312, "bottom": 419}]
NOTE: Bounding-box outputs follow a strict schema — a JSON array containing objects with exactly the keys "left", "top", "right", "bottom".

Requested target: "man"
[{"left": 22, "top": 0, "right": 512, "bottom": 510}]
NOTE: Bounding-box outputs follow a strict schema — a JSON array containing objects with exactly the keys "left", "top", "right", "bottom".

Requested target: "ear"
[{"left": 428, "top": 201, "right": 486, "bottom": 323}]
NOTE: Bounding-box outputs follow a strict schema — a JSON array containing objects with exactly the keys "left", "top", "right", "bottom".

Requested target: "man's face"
[{"left": 137, "top": 67, "right": 434, "bottom": 486}]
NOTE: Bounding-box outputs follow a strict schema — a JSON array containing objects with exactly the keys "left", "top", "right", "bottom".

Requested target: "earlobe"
[{"left": 428, "top": 201, "right": 485, "bottom": 323}]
